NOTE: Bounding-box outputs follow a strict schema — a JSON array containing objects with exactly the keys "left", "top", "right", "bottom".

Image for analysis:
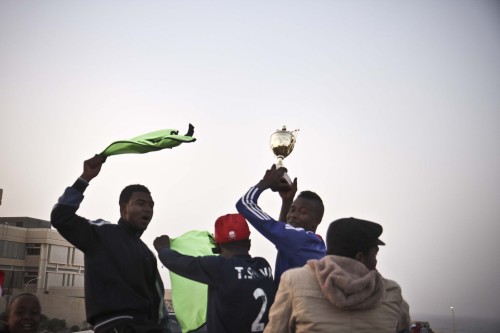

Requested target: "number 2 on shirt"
[{"left": 251, "top": 288, "right": 268, "bottom": 332}]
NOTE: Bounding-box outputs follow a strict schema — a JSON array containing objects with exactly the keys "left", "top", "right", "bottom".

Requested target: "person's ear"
[
  {"left": 119, "top": 202, "right": 127, "bottom": 217},
  {"left": 355, "top": 251, "right": 364, "bottom": 263}
]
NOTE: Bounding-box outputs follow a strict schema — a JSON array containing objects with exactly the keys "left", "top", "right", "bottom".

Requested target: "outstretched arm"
[
  {"left": 237, "top": 165, "right": 324, "bottom": 253},
  {"left": 155, "top": 235, "right": 220, "bottom": 285},
  {"left": 51, "top": 155, "right": 106, "bottom": 253},
  {"left": 237, "top": 166, "right": 303, "bottom": 249}
]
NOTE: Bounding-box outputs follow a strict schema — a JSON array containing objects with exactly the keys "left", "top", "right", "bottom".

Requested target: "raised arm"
[
  {"left": 50, "top": 155, "right": 106, "bottom": 253},
  {"left": 236, "top": 166, "right": 308, "bottom": 251},
  {"left": 154, "top": 235, "right": 220, "bottom": 285},
  {"left": 278, "top": 177, "right": 298, "bottom": 222}
]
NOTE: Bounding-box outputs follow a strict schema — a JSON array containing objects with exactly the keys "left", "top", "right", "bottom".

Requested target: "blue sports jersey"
[{"left": 236, "top": 186, "right": 326, "bottom": 284}]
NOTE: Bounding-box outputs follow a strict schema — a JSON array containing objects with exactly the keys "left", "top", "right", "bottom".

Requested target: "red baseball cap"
[{"left": 214, "top": 214, "right": 250, "bottom": 244}]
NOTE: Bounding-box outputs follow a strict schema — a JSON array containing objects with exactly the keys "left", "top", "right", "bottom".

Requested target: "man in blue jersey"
[
  {"left": 154, "top": 214, "right": 276, "bottom": 333},
  {"left": 236, "top": 165, "right": 326, "bottom": 284}
]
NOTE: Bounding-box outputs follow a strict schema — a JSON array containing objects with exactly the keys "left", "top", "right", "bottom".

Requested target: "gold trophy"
[{"left": 270, "top": 126, "right": 299, "bottom": 183}]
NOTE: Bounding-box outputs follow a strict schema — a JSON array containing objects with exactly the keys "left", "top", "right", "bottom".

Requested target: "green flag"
[
  {"left": 100, "top": 124, "right": 196, "bottom": 157},
  {"left": 170, "top": 230, "right": 216, "bottom": 333}
]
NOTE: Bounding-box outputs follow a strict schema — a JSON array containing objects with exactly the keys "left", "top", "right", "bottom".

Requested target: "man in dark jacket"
[{"left": 51, "top": 154, "right": 170, "bottom": 333}]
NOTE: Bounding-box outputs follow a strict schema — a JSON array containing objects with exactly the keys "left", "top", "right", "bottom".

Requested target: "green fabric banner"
[
  {"left": 100, "top": 124, "right": 196, "bottom": 157},
  {"left": 170, "top": 230, "right": 216, "bottom": 333}
]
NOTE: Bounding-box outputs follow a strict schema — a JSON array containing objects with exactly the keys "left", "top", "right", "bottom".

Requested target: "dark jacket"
[{"left": 158, "top": 249, "right": 276, "bottom": 333}]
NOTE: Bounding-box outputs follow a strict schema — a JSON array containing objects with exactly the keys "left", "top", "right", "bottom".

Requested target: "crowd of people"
[{"left": 39, "top": 154, "right": 410, "bottom": 333}]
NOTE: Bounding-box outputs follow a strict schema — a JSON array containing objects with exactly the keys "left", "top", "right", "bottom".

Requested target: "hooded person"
[{"left": 264, "top": 217, "right": 410, "bottom": 333}]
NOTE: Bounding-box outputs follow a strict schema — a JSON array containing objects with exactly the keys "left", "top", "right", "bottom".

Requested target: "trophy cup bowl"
[{"left": 270, "top": 126, "right": 299, "bottom": 183}]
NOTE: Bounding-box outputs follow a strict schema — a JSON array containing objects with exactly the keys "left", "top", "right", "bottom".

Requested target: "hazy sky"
[{"left": 1, "top": 0, "right": 499, "bottom": 321}]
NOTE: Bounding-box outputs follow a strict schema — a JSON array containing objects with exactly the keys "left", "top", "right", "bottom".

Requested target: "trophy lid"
[{"left": 272, "top": 125, "right": 299, "bottom": 135}]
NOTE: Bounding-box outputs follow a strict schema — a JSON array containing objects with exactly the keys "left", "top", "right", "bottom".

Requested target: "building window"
[
  {"left": 2, "top": 270, "right": 25, "bottom": 291},
  {"left": 26, "top": 243, "right": 41, "bottom": 256},
  {"left": 24, "top": 272, "right": 39, "bottom": 283},
  {"left": 0, "top": 240, "right": 26, "bottom": 259}
]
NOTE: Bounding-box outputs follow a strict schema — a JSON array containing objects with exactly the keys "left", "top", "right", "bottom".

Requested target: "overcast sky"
[{"left": 1, "top": 0, "right": 499, "bottom": 321}]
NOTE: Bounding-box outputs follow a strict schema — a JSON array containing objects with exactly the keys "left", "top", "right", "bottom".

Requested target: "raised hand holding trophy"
[{"left": 270, "top": 126, "right": 299, "bottom": 184}]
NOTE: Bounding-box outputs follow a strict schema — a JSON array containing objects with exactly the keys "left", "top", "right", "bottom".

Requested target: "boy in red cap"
[{"left": 154, "top": 214, "right": 276, "bottom": 333}]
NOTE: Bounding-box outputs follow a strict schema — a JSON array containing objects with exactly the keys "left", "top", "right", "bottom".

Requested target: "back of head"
[
  {"left": 297, "top": 190, "right": 324, "bottom": 221},
  {"left": 326, "top": 217, "right": 385, "bottom": 258},
  {"left": 119, "top": 184, "right": 151, "bottom": 204},
  {"left": 214, "top": 214, "right": 251, "bottom": 253}
]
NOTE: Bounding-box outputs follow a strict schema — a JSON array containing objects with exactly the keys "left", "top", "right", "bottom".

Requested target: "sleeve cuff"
[{"left": 72, "top": 177, "right": 89, "bottom": 193}]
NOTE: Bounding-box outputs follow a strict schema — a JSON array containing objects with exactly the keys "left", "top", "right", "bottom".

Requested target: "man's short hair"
[
  {"left": 326, "top": 217, "right": 385, "bottom": 258},
  {"left": 297, "top": 190, "right": 324, "bottom": 220},
  {"left": 218, "top": 239, "right": 251, "bottom": 252},
  {"left": 119, "top": 184, "right": 151, "bottom": 205}
]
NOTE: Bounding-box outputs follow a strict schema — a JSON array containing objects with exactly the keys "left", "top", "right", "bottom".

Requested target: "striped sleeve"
[{"left": 236, "top": 187, "right": 308, "bottom": 254}]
